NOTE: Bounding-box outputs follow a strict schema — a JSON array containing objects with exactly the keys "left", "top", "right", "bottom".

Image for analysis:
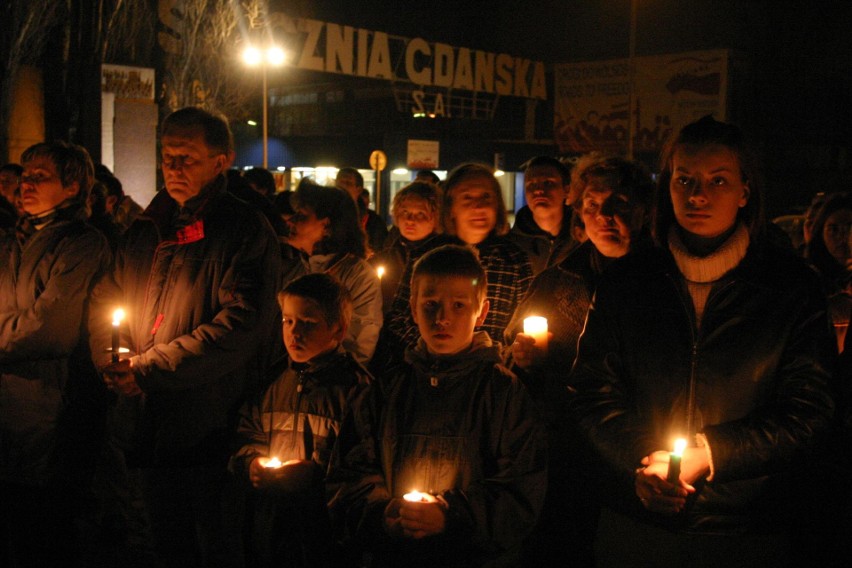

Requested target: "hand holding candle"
[
  {"left": 523, "top": 316, "right": 549, "bottom": 351},
  {"left": 666, "top": 438, "right": 688, "bottom": 484}
]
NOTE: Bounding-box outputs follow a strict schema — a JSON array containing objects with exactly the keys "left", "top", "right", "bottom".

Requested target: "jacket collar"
[
  {"left": 512, "top": 204, "right": 572, "bottom": 239},
  {"left": 141, "top": 174, "right": 227, "bottom": 236}
]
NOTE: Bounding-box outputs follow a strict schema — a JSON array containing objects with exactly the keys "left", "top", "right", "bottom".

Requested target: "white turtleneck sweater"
[{"left": 668, "top": 223, "right": 750, "bottom": 327}]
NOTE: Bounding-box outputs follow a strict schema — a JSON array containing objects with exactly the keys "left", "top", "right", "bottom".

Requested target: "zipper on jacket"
[{"left": 291, "top": 370, "right": 305, "bottom": 450}]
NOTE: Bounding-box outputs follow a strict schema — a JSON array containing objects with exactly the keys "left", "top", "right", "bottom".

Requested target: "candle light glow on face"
[{"left": 523, "top": 316, "right": 549, "bottom": 349}]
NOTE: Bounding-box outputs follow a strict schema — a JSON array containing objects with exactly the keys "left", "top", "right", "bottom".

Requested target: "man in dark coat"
[{"left": 90, "top": 107, "right": 281, "bottom": 567}]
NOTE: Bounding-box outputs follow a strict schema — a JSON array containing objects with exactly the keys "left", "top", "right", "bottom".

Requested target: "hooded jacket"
[
  {"left": 1, "top": 203, "right": 110, "bottom": 485},
  {"left": 89, "top": 176, "right": 281, "bottom": 466},
  {"left": 363, "top": 332, "right": 547, "bottom": 567},
  {"left": 568, "top": 239, "right": 837, "bottom": 535}
]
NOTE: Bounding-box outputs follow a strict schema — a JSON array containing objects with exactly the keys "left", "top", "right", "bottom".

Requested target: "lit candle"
[
  {"left": 666, "top": 438, "right": 688, "bottom": 483},
  {"left": 111, "top": 308, "right": 125, "bottom": 363},
  {"left": 523, "top": 316, "right": 548, "bottom": 350},
  {"left": 263, "top": 456, "right": 283, "bottom": 469},
  {"left": 403, "top": 490, "right": 435, "bottom": 503},
  {"left": 376, "top": 265, "right": 385, "bottom": 280}
]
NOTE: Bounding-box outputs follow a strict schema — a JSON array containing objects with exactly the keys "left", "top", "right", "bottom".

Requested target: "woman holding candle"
[
  {"left": 504, "top": 155, "right": 655, "bottom": 566},
  {"left": 0, "top": 142, "right": 110, "bottom": 565},
  {"left": 567, "top": 116, "right": 837, "bottom": 567}
]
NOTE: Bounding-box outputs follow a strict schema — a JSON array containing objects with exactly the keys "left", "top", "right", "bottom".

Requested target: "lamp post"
[{"left": 242, "top": 45, "right": 286, "bottom": 169}]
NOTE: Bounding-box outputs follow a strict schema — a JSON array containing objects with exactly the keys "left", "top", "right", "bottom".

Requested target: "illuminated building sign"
[{"left": 268, "top": 13, "right": 547, "bottom": 101}]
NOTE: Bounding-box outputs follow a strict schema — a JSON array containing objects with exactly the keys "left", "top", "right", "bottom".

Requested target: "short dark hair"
[
  {"left": 97, "top": 172, "right": 124, "bottom": 199},
  {"left": 391, "top": 181, "right": 441, "bottom": 227},
  {"left": 441, "top": 163, "right": 509, "bottom": 238},
  {"left": 160, "top": 106, "right": 233, "bottom": 156},
  {"left": 337, "top": 167, "right": 364, "bottom": 188},
  {"left": 279, "top": 272, "right": 353, "bottom": 330},
  {"left": 411, "top": 244, "right": 487, "bottom": 304},
  {"left": 806, "top": 191, "right": 851, "bottom": 278},
  {"left": 1, "top": 163, "right": 23, "bottom": 176},
  {"left": 414, "top": 170, "right": 440, "bottom": 185},
  {"left": 243, "top": 167, "right": 276, "bottom": 196},
  {"left": 292, "top": 179, "right": 367, "bottom": 258},
  {"left": 21, "top": 141, "right": 95, "bottom": 203},
  {"left": 655, "top": 115, "right": 765, "bottom": 243},
  {"left": 522, "top": 156, "right": 571, "bottom": 184}
]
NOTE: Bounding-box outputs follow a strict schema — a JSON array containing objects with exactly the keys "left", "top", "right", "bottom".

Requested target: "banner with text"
[{"left": 554, "top": 50, "right": 728, "bottom": 155}]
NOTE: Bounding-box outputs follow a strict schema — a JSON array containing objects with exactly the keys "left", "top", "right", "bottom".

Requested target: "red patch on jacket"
[{"left": 177, "top": 220, "right": 205, "bottom": 244}]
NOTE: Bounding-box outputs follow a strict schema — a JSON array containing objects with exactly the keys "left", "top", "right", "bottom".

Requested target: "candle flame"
[
  {"left": 112, "top": 308, "right": 125, "bottom": 326},
  {"left": 376, "top": 266, "right": 385, "bottom": 279},
  {"left": 264, "top": 456, "right": 282, "bottom": 468},
  {"left": 673, "top": 438, "right": 688, "bottom": 457},
  {"left": 403, "top": 490, "right": 425, "bottom": 502}
]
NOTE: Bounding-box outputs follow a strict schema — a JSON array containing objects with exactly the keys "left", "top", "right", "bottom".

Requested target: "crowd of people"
[{"left": 0, "top": 107, "right": 849, "bottom": 568}]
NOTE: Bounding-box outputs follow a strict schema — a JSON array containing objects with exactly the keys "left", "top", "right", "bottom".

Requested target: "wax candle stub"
[
  {"left": 666, "top": 438, "right": 688, "bottom": 484},
  {"left": 523, "top": 316, "right": 549, "bottom": 350},
  {"left": 111, "top": 308, "right": 125, "bottom": 363}
]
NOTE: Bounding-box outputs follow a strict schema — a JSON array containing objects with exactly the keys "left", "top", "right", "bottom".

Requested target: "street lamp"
[{"left": 242, "top": 44, "right": 286, "bottom": 169}]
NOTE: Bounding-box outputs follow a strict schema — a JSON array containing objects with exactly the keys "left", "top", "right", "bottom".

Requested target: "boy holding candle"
[
  {"left": 230, "top": 273, "right": 373, "bottom": 567},
  {"left": 358, "top": 245, "right": 547, "bottom": 567}
]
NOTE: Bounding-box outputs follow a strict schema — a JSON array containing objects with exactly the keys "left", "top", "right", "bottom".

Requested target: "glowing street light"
[{"left": 242, "top": 44, "right": 286, "bottom": 168}]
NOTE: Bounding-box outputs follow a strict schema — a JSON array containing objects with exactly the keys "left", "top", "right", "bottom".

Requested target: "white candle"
[
  {"left": 523, "top": 316, "right": 549, "bottom": 350},
  {"left": 111, "top": 308, "right": 125, "bottom": 363}
]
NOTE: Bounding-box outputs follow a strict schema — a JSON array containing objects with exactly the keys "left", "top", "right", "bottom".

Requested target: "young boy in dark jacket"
[
  {"left": 360, "top": 245, "right": 547, "bottom": 567},
  {"left": 231, "top": 273, "right": 373, "bottom": 567}
]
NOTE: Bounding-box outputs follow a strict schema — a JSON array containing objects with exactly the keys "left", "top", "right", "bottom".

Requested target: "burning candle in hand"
[
  {"left": 403, "top": 490, "right": 435, "bottom": 503},
  {"left": 376, "top": 265, "right": 386, "bottom": 280},
  {"left": 667, "top": 438, "right": 688, "bottom": 484},
  {"left": 111, "top": 308, "right": 125, "bottom": 363},
  {"left": 263, "top": 457, "right": 283, "bottom": 469},
  {"left": 523, "top": 316, "right": 549, "bottom": 350}
]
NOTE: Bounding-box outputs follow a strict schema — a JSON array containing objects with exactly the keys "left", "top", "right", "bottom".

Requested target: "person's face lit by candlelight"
[
  {"left": 281, "top": 294, "right": 345, "bottom": 363},
  {"left": 411, "top": 274, "right": 489, "bottom": 356},
  {"left": 448, "top": 175, "right": 498, "bottom": 245},
  {"left": 580, "top": 180, "right": 636, "bottom": 259},
  {"left": 669, "top": 145, "right": 749, "bottom": 241},
  {"left": 394, "top": 196, "right": 436, "bottom": 242},
  {"left": 286, "top": 206, "right": 329, "bottom": 255}
]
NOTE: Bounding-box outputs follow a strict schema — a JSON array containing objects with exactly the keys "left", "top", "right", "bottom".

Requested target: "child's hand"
[
  {"left": 249, "top": 456, "right": 271, "bottom": 489},
  {"left": 254, "top": 459, "right": 321, "bottom": 493},
  {"left": 512, "top": 332, "right": 551, "bottom": 369},
  {"left": 399, "top": 498, "right": 446, "bottom": 539}
]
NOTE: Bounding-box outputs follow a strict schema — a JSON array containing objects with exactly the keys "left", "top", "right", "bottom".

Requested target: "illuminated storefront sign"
[{"left": 267, "top": 13, "right": 547, "bottom": 100}]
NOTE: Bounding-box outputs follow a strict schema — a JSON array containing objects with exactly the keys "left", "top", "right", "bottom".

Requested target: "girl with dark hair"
[
  {"left": 567, "top": 116, "right": 837, "bottom": 567},
  {"left": 285, "top": 180, "right": 382, "bottom": 365},
  {"left": 805, "top": 191, "right": 851, "bottom": 353}
]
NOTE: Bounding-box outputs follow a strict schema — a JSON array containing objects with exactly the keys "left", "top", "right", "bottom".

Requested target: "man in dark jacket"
[
  {"left": 508, "top": 156, "right": 577, "bottom": 274},
  {"left": 90, "top": 107, "right": 281, "bottom": 567},
  {"left": 1, "top": 142, "right": 110, "bottom": 566}
]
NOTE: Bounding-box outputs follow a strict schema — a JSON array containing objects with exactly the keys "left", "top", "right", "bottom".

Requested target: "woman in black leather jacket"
[{"left": 568, "top": 116, "right": 838, "bottom": 567}]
